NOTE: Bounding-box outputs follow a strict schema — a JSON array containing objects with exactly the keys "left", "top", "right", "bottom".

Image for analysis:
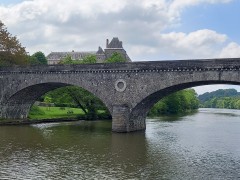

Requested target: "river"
[{"left": 0, "top": 108, "right": 240, "bottom": 179}]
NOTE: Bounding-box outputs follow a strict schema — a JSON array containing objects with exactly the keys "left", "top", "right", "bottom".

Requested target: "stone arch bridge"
[{"left": 1, "top": 58, "right": 240, "bottom": 132}]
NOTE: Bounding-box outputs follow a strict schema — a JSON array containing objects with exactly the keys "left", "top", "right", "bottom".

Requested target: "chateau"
[{"left": 47, "top": 37, "right": 131, "bottom": 64}]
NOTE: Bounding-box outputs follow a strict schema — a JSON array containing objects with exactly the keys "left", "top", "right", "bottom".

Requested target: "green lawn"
[
  {"left": 28, "top": 106, "right": 85, "bottom": 120},
  {"left": 28, "top": 106, "right": 107, "bottom": 120}
]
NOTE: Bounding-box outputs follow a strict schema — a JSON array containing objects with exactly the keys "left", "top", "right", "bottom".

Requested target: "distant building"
[{"left": 47, "top": 37, "right": 131, "bottom": 64}]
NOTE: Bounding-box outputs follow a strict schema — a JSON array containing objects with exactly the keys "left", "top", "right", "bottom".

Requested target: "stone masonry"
[{"left": 1, "top": 58, "right": 240, "bottom": 132}]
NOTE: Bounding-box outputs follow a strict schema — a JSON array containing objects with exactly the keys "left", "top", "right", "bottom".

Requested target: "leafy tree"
[
  {"left": 45, "top": 86, "right": 109, "bottom": 119},
  {"left": 32, "top": 51, "right": 47, "bottom": 64},
  {"left": 81, "top": 55, "right": 97, "bottom": 64},
  {"left": 58, "top": 55, "right": 74, "bottom": 64},
  {"left": 44, "top": 96, "right": 52, "bottom": 110},
  {"left": 105, "top": 52, "right": 127, "bottom": 63},
  {"left": 0, "top": 20, "right": 28, "bottom": 66},
  {"left": 148, "top": 89, "right": 199, "bottom": 116},
  {"left": 199, "top": 89, "right": 240, "bottom": 110},
  {"left": 27, "top": 55, "right": 39, "bottom": 65},
  {"left": 234, "top": 100, "right": 240, "bottom": 109},
  {"left": 198, "top": 89, "right": 239, "bottom": 103},
  {"left": 201, "top": 96, "right": 240, "bottom": 110}
]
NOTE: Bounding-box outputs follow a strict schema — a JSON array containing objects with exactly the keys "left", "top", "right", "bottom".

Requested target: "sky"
[{"left": 0, "top": 0, "right": 240, "bottom": 94}]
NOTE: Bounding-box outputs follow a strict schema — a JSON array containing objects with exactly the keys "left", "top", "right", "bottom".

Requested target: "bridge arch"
[
  {"left": 1, "top": 82, "right": 111, "bottom": 119},
  {"left": 129, "top": 79, "right": 240, "bottom": 132}
]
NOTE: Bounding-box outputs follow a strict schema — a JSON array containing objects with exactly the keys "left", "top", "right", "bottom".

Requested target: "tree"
[
  {"left": 27, "top": 55, "right": 39, "bottom": 65},
  {"left": 0, "top": 20, "right": 28, "bottom": 66},
  {"left": 148, "top": 89, "right": 199, "bottom": 116},
  {"left": 81, "top": 55, "right": 97, "bottom": 64},
  {"left": 58, "top": 55, "right": 73, "bottom": 64},
  {"left": 32, "top": 51, "right": 47, "bottom": 64},
  {"left": 44, "top": 96, "right": 52, "bottom": 110},
  {"left": 105, "top": 52, "right": 127, "bottom": 63},
  {"left": 45, "top": 86, "right": 109, "bottom": 119}
]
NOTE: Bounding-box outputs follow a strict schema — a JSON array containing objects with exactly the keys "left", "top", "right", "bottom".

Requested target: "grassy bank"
[
  {"left": 29, "top": 106, "right": 84, "bottom": 119},
  {"left": 28, "top": 106, "right": 109, "bottom": 120}
]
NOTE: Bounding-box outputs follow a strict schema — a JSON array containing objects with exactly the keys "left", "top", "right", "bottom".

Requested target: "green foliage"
[
  {"left": 0, "top": 20, "right": 28, "bottom": 66},
  {"left": 28, "top": 106, "right": 84, "bottom": 120},
  {"left": 28, "top": 106, "right": 109, "bottom": 120},
  {"left": 58, "top": 55, "right": 74, "bottom": 64},
  {"left": 27, "top": 55, "right": 40, "bottom": 65},
  {"left": 44, "top": 96, "right": 52, "bottom": 104},
  {"left": 31, "top": 51, "right": 47, "bottom": 64},
  {"left": 198, "top": 89, "right": 239, "bottom": 103},
  {"left": 105, "top": 52, "right": 127, "bottom": 63},
  {"left": 81, "top": 55, "right": 97, "bottom": 64},
  {"left": 29, "top": 105, "right": 45, "bottom": 116},
  {"left": 44, "top": 86, "right": 109, "bottom": 119},
  {"left": 199, "top": 89, "right": 240, "bottom": 109},
  {"left": 201, "top": 96, "right": 240, "bottom": 109},
  {"left": 148, "top": 89, "right": 199, "bottom": 116}
]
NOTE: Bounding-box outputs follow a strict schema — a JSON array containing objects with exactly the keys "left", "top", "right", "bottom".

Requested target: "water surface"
[{"left": 0, "top": 108, "right": 240, "bottom": 179}]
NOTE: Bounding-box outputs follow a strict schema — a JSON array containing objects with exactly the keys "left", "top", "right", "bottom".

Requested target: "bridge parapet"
[{"left": 1, "top": 58, "right": 240, "bottom": 75}]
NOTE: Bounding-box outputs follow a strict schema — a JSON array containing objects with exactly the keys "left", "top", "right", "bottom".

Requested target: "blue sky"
[
  {"left": 0, "top": 0, "right": 24, "bottom": 5},
  {"left": 0, "top": 0, "right": 240, "bottom": 94},
  {"left": 176, "top": 1, "right": 240, "bottom": 42}
]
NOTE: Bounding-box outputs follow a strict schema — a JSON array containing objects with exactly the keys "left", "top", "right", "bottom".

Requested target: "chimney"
[{"left": 106, "top": 39, "right": 109, "bottom": 48}]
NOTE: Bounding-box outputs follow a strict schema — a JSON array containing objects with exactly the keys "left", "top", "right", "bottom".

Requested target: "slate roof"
[
  {"left": 47, "top": 51, "right": 96, "bottom": 60},
  {"left": 107, "top": 37, "right": 123, "bottom": 48},
  {"left": 96, "top": 47, "right": 105, "bottom": 54}
]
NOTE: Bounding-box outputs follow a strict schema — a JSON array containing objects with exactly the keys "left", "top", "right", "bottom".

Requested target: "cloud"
[
  {"left": 130, "top": 29, "right": 233, "bottom": 60},
  {"left": 219, "top": 42, "right": 240, "bottom": 58},
  {"left": 158, "top": 29, "right": 227, "bottom": 59},
  {"left": 0, "top": 0, "right": 236, "bottom": 61},
  {"left": 169, "top": 0, "right": 232, "bottom": 18}
]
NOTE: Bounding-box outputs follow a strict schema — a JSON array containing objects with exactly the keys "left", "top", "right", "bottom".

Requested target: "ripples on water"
[{"left": 0, "top": 109, "right": 240, "bottom": 179}]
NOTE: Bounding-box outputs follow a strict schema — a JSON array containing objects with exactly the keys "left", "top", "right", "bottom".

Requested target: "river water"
[{"left": 0, "top": 108, "right": 240, "bottom": 179}]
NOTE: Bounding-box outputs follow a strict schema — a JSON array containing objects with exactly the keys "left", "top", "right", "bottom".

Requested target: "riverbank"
[
  {"left": 28, "top": 106, "right": 85, "bottom": 119},
  {"left": 0, "top": 118, "right": 80, "bottom": 126},
  {"left": 0, "top": 106, "right": 111, "bottom": 126}
]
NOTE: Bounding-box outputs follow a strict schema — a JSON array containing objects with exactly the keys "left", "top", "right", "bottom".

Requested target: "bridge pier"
[
  {"left": 0, "top": 104, "right": 30, "bottom": 119},
  {"left": 112, "top": 105, "right": 146, "bottom": 132}
]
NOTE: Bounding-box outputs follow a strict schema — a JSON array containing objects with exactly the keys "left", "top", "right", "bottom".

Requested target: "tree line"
[
  {"left": 199, "top": 89, "right": 240, "bottom": 109},
  {"left": 149, "top": 89, "right": 199, "bottom": 116}
]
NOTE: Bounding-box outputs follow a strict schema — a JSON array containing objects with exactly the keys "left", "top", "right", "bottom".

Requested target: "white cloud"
[
  {"left": 0, "top": 0, "right": 236, "bottom": 61},
  {"left": 219, "top": 42, "right": 240, "bottom": 58},
  {"left": 130, "top": 29, "right": 231, "bottom": 60},
  {"left": 157, "top": 29, "right": 227, "bottom": 59}
]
